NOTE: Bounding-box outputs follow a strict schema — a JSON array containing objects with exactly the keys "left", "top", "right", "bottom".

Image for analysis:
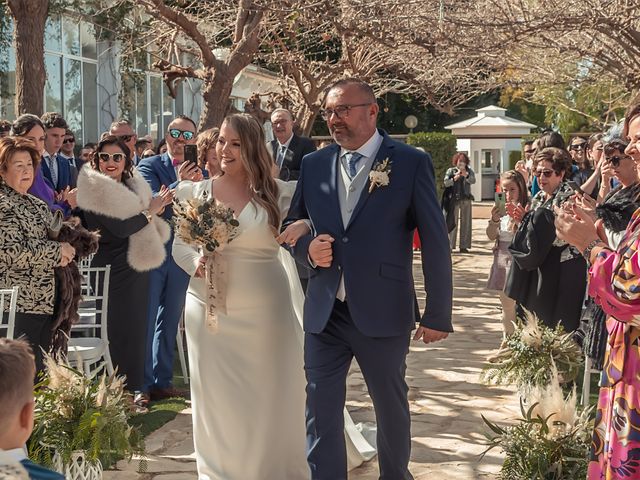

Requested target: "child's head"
[
  {"left": 500, "top": 170, "right": 528, "bottom": 207},
  {"left": 0, "top": 339, "right": 36, "bottom": 449}
]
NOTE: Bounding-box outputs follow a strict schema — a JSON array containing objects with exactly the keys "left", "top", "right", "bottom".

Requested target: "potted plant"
[{"left": 27, "top": 356, "right": 145, "bottom": 479}]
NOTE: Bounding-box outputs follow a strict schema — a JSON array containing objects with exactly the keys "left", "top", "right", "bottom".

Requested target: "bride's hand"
[
  {"left": 276, "top": 220, "right": 311, "bottom": 247},
  {"left": 194, "top": 256, "right": 207, "bottom": 278}
]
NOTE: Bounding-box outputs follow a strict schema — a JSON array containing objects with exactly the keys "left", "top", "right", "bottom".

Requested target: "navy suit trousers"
[{"left": 304, "top": 300, "right": 413, "bottom": 480}]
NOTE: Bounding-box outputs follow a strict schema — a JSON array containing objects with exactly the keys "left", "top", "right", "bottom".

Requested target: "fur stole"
[
  {"left": 76, "top": 167, "right": 170, "bottom": 271},
  {"left": 597, "top": 183, "right": 640, "bottom": 233}
]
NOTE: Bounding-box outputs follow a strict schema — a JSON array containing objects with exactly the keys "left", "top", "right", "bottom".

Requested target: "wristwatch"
[{"left": 141, "top": 209, "right": 153, "bottom": 223}]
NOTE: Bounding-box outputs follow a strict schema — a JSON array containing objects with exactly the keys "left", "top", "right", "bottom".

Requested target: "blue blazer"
[
  {"left": 287, "top": 130, "right": 453, "bottom": 337},
  {"left": 136, "top": 153, "right": 180, "bottom": 221},
  {"left": 21, "top": 459, "right": 64, "bottom": 480},
  {"left": 41, "top": 154, "right": 72, "bottom": 192}
]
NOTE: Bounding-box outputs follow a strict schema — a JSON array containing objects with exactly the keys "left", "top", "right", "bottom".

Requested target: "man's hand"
[
  {"left": 309, "top": 234, "right": 334, "bottom": 267},
  {"left": 178, "top": 161, "right": 202, "bottom": 182},
  {"left": 413, "top": 326, "right": 449, "bottom": 344}
]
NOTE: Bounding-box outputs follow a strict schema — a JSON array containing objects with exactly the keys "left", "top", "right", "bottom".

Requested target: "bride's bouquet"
[
  {"left": 173, "top": 193, "right": 240, "bottom": 253},
  {"left": 173, "top": 193, "right": 240, "bottom": 333}
]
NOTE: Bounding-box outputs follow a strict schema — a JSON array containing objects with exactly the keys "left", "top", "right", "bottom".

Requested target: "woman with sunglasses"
[
  {"left": 505, "top": 147, "right": 586, "bottom": 332},
  {"left": 76, "top": 135, "right": 173, "bottom": 411},
  {"left": 555, "top": 102, "right": 640, "bottom": 480}
]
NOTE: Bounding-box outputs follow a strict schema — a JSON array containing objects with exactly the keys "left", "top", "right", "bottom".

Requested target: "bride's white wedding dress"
[{"left": 172, "top": 179, "right": 375, "bottom": 480}]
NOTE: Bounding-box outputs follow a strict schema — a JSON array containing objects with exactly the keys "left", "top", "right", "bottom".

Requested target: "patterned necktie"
[
  {"left": 344, "top": 152, "right": 363, "bottom": 180},
  {"left": 277, "top": 145, "right": 287, "bottom": 168},
  {"left": 47, "top": 156, "right": 58, "bottom": 187}
]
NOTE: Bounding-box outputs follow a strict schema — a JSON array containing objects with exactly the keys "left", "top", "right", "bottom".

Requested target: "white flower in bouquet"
[
  {"left": 520, "top": 319, "right": 543, "bottom": 348},
  {"left": 528, "top": 366, "right": 579, "bottom": 440}
]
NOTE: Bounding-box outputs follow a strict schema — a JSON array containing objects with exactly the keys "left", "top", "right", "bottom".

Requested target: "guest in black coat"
[
  {"left": 505, "top": 147, "right": 587, "bottom": 332},
  {"left": 269, "top": 108, "right": 316, "bottom": 182},
  {"left": 76, "top": 136, "right": 172, "bottom": 406}
]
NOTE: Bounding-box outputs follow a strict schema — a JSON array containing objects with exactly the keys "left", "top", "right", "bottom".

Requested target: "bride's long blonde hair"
[{"left": 222, "top": 114, "right": 280, "bottom": 229}]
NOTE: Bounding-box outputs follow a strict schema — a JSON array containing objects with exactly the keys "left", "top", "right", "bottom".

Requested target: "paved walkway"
[{"left": 105, "top": 214, "right": 519, "bottom": 479}]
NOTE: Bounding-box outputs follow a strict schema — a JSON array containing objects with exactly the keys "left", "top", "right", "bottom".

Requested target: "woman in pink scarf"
[{"left": 555, "top": 101, "right": 640, "bottom": 479}]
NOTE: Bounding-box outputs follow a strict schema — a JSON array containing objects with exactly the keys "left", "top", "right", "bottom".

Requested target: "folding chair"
[{"left": 0, "top": 286, "right": 19, "bottom": 339}]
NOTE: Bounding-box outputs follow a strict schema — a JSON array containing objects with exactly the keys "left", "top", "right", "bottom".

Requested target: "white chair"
[
  {"left": 67, "top": 265, "right": 114, "bottom": 376},
  {"left": 0, "top": 286, "right": 19, "bottom": 339},
  {"left": 581, "top": 355, "right": 601, "bottom": 406},
  {"left": 78, "top": 253, "right": 95, "bottom": 271},
  {"left": 176, "top": 311, "right": 189, "bottom": 384}
]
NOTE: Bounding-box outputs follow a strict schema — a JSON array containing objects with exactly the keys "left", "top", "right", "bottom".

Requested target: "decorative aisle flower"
[{"left": 369, "top": 158, "right": 392, "bottom": 193}]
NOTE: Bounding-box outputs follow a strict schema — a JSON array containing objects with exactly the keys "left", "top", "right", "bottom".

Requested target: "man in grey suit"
[{"left": 270, "top": 108, "right": 316, "bottom": 181}]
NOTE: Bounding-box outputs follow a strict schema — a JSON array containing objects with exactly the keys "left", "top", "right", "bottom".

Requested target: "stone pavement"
[{"left": 105, "top": 212, "right": 519, "bottom": 480}]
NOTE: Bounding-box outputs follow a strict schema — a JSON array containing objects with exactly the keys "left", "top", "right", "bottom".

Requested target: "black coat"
[
  {"left": 270, "top": 134, "right": 317, "bottom": 181},
  {"left": 505, "top": 207, "right": 587, "bottom": 332}
]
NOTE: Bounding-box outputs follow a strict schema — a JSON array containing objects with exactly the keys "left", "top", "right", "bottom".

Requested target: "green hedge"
[
  {"left": 508, "top": 150, "right": 522, "bottom": 170},
  {"left": 406, "top": 132, "right": 458, "bottom": 197}
]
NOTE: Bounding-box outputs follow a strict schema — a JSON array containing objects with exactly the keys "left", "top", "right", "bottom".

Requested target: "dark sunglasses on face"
[
  {"left": 524, "top": 149, "right": 534, "bottom": 155},
  {"left": 168, "top": 128, "right": 195, "bottom": 140},
  {"left": 98, "top": 152, "right": 126, "bottom": 163},
  {"left": 533, "top": 169, "right": 555, "bottom": 178},
  {"left": 570, "top": 143, "right": 587, "bottom": 151},
  {"left": 606, "top": 155, "right": 630, "bottom": 167},
  {"left": 63, "top": 138, "right": 75, "bottom": 144}
]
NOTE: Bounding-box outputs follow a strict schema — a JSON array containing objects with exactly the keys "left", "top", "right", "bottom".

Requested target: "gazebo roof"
[{"left": 445, "top": 105, "right": 536, "bottom": 130}]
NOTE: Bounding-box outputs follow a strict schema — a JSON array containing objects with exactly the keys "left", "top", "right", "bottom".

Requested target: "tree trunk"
[
  {"left": 299, "top": 107, "right": 320, "bottom": 137},
  {"left": 198, "top": 66, "right": 235, "bottom": 130},
  {"left": 7, "top": 0, "right": 48, "bottom": 116}
]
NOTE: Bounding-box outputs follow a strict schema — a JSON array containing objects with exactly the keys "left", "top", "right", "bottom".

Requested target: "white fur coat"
[{"left": 76, "top": 167, "right": 171, "bottom": 272}]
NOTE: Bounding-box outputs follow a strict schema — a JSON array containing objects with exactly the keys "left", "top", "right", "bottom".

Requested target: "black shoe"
[{"left": 459, "top": 248, "right": 470, "bottom": 253}]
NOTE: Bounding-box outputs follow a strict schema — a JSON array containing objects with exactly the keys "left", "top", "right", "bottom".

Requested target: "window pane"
[
  {"left": 0, "top": 22, "right": 16, "bottom": 120},
  {"left": 162, "top": 81, "right": 174, "bottom": 118},
  {"left": 64, "top": 58, "right": 82, "bottom": 139},
  {"left": 82, "top": 62, "right": 98, "bottom": 144},
  {"left": 44, "top": 54, "right": 62, "bottom": 113},
  {"left": 149, "top": 75, "right": 162, "bottom": 140},
  {"left": 62, "top": 17, "right": 80, "bottom": 56},
  {"left": 45, "top": 16, "right": 62, "bottom": 52},
  {"left": 80, "top": 22, "right": 97, "bottom": 60}
]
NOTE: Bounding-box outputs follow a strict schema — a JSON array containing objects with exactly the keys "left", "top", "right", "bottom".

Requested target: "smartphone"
[
  {"left": 184, "top": 144, "right": 198, "bottom": 165},
  {"left": 494, "top": 192, "right": 506, "bottom": 216},
  {"left": 566, "top": 180, "right": 582, "bottom": 193}
]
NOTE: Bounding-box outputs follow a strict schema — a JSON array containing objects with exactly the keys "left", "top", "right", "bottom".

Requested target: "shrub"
[{"left": 406, "top": 132, "right": 457, "bottom": 198}]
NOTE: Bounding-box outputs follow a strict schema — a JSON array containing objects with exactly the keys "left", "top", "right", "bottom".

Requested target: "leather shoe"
[
  {"left": 150, "top": 386, "right": 189, "bottom": 401},
  {"left": 133, "top": 392, "right": 150, "bottom": 407},
  {"left": 459, "top": 248, "right": 470, "bottom": 253}
]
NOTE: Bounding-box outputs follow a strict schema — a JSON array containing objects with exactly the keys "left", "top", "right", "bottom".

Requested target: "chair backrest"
[
  {"left": 78, "top": 253, "right": 95, "bottom": 272},
  {"left": 0, "top": 286, "right": 19, "bottom": 339},
  {"left": 72, "top": 265, "right": 111, "bottom": 341}
]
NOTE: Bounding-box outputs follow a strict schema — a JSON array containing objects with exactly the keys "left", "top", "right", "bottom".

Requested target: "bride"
[{"left": 172, "top": 114, "right": 375, "bottom": 479}]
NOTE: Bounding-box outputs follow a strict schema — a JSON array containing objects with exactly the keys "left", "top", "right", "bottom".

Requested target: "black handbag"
[{"left": 441, "top": 187, "right": 456, "bottom": 233}]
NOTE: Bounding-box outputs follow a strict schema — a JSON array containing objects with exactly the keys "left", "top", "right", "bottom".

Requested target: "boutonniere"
[{"left": 368, "top": 158, "right": 392, "bottom": 193}]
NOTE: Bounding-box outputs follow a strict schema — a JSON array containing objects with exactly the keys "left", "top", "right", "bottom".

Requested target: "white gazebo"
[{"left": 445, "top": 106, "right": 536, "bottom": 200}]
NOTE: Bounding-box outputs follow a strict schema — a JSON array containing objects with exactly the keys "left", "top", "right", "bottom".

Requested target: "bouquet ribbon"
[{"left": 204, "top": 252, "right": 229, "bottom": 334}]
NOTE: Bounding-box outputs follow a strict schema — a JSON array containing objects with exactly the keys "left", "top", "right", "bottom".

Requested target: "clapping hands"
[{"left": 148, "top": 185, "right": 173, "bottom": 216}]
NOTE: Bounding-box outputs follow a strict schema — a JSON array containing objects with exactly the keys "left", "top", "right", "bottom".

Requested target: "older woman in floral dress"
[{"left": 556, "top": 102, "right": 640, "bottom": 479}]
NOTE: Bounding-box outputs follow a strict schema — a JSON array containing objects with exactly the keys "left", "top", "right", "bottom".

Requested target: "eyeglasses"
[
  {"left": 63, "top": 138, "right": 75, "bottom": 144},
  {"left": 117, "top": 135, "right": 133, "bottom": 143},
  {"left": 570, "top": 143, "right": 587, "bottom": 151},
  {"left": 606, "top": 155, "right": 630, "bottom": 167},
  {"left": 97, "top": 152, "right": 126, "bottom": 163},
  {"left": 533, "top": 169, "right": 555, "bottom": 178},
  {"left": 168, "top": 129, "right": 195, "bottom": 140},
  {"left": 320, "top": 103, "right": 373, "bottom": 120}
]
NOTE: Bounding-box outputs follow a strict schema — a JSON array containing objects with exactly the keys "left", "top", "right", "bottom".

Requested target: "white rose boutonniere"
[{"left": 369, "top": 158, "right": 392, "bottom": 193}]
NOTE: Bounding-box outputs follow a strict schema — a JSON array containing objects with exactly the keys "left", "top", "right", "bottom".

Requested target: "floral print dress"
[{"left": 588, "top": 208, "right": 640, "bottom": 479}]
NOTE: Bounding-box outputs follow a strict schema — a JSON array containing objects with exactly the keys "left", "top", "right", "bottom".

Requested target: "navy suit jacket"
[
  {"left": 136, "top": 153, "right": 180, "bottom": 222},
  {"left": 286, "top": 130, "right": 453, "bottom": 337},
  {"left": 270, "top": 134, "right": 317, "bottom": 181},
  {"left": 41, "top": 154, "right": 72, "bottom": 192}
]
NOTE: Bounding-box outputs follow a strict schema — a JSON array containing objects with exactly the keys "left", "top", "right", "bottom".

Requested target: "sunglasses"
[
  {"left": 168, "top": 128, "right": 195, "bottom": 140},
  {"left": 533, "top": 169, "right": 555, "bottom": 178},
  {"left": 570, "top": 144, "right": 587, "bottom": 151},
  {"left": 117, "top": 135, "right": 133, "bottom": 143},
  {"left": 63, "top": 138, "right": 75, "bottom": 144},
  {"left": 606, "top": 155, "right": 630, "bottom": 167},
  {"left": 97, "top": 152, "right": 126, "bottom": 163},
  {"left": 524, "top": 149, "right": 535, "bottom": 155}
]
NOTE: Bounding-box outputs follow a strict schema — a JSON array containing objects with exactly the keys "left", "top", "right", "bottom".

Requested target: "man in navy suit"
[
  {"left": 0, "top": 339, "right": 64, "bottom": 480},
  {"left": 40, "top": 112, "right": 72, "bottom": 193},
  {"left": 286, "top": 79, "right": 453, "bottom": 479},
  {"left": 137, "top": 115, "right": 202, "bottom": 403},
  {"left": 269, "top": 108, "right": 316, "bottom": 181}
]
